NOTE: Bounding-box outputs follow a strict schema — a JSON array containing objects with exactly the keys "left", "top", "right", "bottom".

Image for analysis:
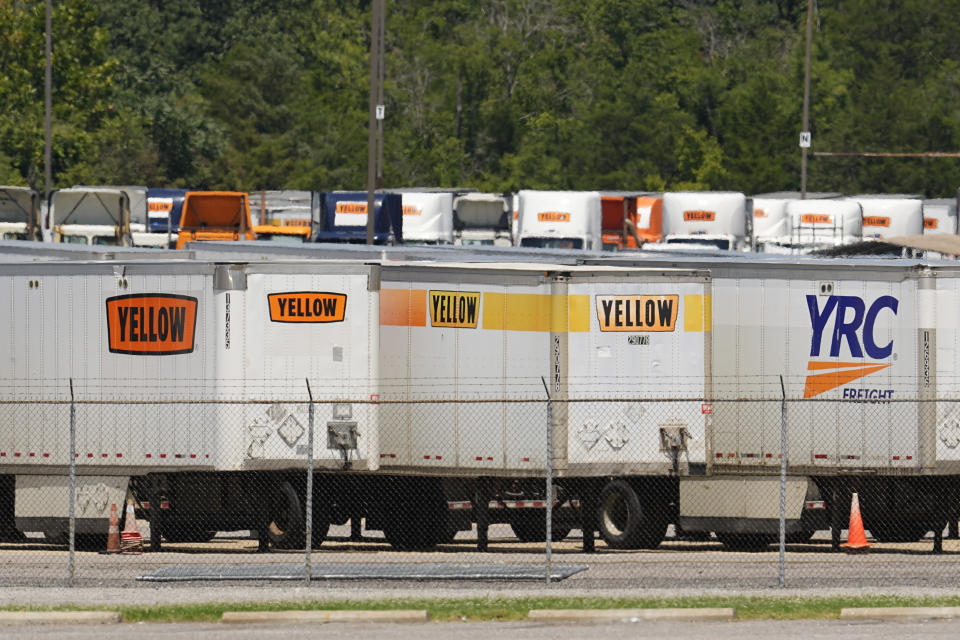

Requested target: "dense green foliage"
[{"left": 2, "top": 0, "right": 959, "bottom": 196}]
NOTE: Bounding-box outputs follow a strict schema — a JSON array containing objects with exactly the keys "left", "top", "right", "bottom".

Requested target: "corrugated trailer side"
[{"left": 0, "top": 259, "right": 381, "bottom": 549}]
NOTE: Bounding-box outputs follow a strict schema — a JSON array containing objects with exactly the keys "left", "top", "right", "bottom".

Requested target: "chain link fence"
[{"left": 1, "top": 386, "right": 960, "bottom": 589}]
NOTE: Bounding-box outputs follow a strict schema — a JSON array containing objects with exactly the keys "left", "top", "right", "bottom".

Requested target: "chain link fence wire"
[{"left": 1, "top": 384, "right": 960, "bottom": 588}]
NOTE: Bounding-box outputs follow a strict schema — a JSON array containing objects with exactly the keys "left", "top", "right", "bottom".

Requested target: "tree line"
[{"left": 1, "top": 0, "right": 959, "bottom": 197}]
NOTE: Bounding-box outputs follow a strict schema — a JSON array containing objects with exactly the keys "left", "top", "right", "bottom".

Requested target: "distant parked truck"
[
  {"left": 660, "top": 191, "right": 748, "bottom": 251},
  {"left": 922, "top": 198, "right": 958, "bottom": 235},
  {"left": 47, "top": 186, "right": 133, "bottom": 246},
  {"left": 600, "top": 192, "right": 662, "bottom": 250},
  {"left": 175, "top": 191, "right": 255, "bottom": 250},
  {"left": 249, "top": 190, "right": 316, "bottom": 243},
  {"left": 397, "top": 190, "right": 454, "bottom": 245},
  {"left": 854, "top": 195, "right": 924, "bottom": 241},
  {"left": 752, "top": 192, "right": 842, "bottom": 253},
  {"left": 0, "top": 186, "right": 41, "bottom": 241},
  {"left": 315, "top": 191, "right": 403, "bottom": 244},
  {"left": 147, "top": 188, "right": 188, "bottom": 243},
  {"left": 516, "top": 190, "right": 602, "bottom": 250},
  {"left": 785, "top": 198, "right": 863, "bottom": 251},
  {"left": 452, "top": 192, "right": 512, "bottom": 246}
]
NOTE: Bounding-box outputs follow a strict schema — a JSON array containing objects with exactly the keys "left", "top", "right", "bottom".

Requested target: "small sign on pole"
[
  {"left": 799, "top": 131, "right": 812, "bottom": 148},
  {"left": 376, "top": 104, "right": 385, "bottom": 120}
]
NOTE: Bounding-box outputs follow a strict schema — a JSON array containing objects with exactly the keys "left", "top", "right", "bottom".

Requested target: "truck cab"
[{"left": 175, "top": 191, "right": 255, "bottom": 250}]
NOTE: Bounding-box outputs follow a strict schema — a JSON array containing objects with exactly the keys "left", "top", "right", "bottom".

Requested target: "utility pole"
[
  {"left": 800, "top": 0, "right": 814, "bottom": 198},
  {"left": 365, "top": 0, "right": 381, "bottom": 244},
  {"left": 376, "top": 0, "right": 385, "bottom": 190},
  {"left": 44, "top": 0, "right": 53, "bottom": 203}
]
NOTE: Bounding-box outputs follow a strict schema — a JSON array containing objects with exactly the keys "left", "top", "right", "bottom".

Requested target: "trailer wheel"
[
  {"left": 510, "top": 514, "right": 572, "bottom": 543},
  {"left": 267, "top": 480, "right": 306, "bottom": 549},
  {"left": 597, "top": 479, "right": 667, "bottom": 549},
  {"left": 380, "top": 478, "right": 444, "bottom": 551}
]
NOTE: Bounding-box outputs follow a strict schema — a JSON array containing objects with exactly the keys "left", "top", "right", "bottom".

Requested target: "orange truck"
[
  {"left": 600, "top": 191, "right": 662, "bottom": 250},
  {"left": 175, "top": 191, "right": 255, "bottom": 249}
]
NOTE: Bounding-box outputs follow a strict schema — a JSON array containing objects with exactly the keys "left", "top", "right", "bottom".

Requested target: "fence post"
[
  {"left": 305, "top": 379, "right": 314, "bottom": 585},
  {"left": 68, "top": 379, "right": 76, "bottom": 587},
  {"left": 541, "top": 377, "right": 552, "bottom": 587},
  {"left": 778, "top": 375, "right": 787, "bottom": 588}
]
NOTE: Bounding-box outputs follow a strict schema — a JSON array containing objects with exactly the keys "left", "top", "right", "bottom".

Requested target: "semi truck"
[
  {"left": 315, "top": 191, "right": 402, "bottom": 244},
  {"left": 46, "top": 186, "right": 133, "bottom": 246},
  {"left": 395, "top": 190, "right": 455, "bottom": 245},
  {"left": 516, "top": 190, "right": 602, "bottom": 250},
  {"left": 658, "top": 191, "right": 748, "bottom": 251},
  {"left": 0, "top": 187, "right": 41, "bottom": 241},
  {"left": 175, "top": 191, "right": 255, "bottom": 249},
  {"left": 752, "top": 192, "right": 842, "bottom": 253},
  {"left": 600, "top": 192, "right": 662, "bottom": 250},
  {"left": 785, "top": 198, "right": 863, "bottom": 252},
  {"left": 452, "top": 192, "right": 512, "bottom": 246}
]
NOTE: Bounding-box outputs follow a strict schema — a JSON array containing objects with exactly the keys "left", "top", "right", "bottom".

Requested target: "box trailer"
[
  {"left": 855, "top": 195, "right": 924, "bottom": 241},
  {"left": 922, "top": 198, "right": 958, "bottom": 236},
  {"left": 517, "top": 190, "right": 602, "bottom": 250},
  {"left": 0, "top": 257, "right": 380, "bottom": 548}
]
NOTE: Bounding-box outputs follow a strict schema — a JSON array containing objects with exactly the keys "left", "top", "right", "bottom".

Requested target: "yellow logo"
[
  {"left": 430, "top": 291, "right": 480, "bottom": 328},
  {"left": 596, "top": 295, "right": 678, "bottom": 332}
]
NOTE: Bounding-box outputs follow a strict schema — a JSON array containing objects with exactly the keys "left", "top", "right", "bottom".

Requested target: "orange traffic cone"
[
  {"left": 120, "top": 500, "right": 143, "bottom": 554},
  {"left": 105, "top": 503, "right": 121, "bottom": 553},
  {"left": 840, "top": 492, "right": 871, "bottom": 554}
]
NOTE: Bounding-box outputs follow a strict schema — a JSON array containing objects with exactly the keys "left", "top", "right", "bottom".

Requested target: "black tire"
[
  {"left": 310, "top": 506, "right": 331, "bottom": 549},
  {"left": 597, "top": 479, "right": 667, "bottom": 549},
  {"left": 510, "top": 515, "right": 572, "bottom": 543},
  {"left": 267, "top": 480, "right": 306, "bottom": 549},
  {"left": 716, "top": 533, "right": 776, "bottom": 550},
  {"left": 380, "top": 479, "right": 444, "bottom": 551},
  {"left": 865, "top": 521, "right": 928, "bottom": 543}
]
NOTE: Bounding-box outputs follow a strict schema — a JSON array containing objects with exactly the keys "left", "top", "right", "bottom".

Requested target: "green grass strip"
[{"left": 6, "top": 595, "right": 960, "bottom": 623}]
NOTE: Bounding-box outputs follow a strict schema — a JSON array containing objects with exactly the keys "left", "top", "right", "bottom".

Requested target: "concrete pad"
[
  {"left": 840, "top": 607, "right": 960, "bottom": 621},
  {"left": 221, "top": 610, "right": 430, "bottom": 624},
  {"left": 0, "top": 611, "right": 121, "bottom": 624},
  {"left": 528, "top": 608, "right": 736, "bottom": 622}
]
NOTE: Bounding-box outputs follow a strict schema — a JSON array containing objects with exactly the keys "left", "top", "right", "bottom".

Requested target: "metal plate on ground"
[{"left": 137, "top": 562, "right": 587, "bottom": 582}]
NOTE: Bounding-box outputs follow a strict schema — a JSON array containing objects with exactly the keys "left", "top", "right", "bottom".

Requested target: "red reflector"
[
  {"left": 716, "top": 453, "right": 723, "bottom": 458},
  {"left": 86, "top": 453, "right": 92, "bottom": 458},
  {"left": 116, "top": 453, "right": 122, "bottom": 458},
  {"left": 146, "top": 454, "right": 152, "bottom": 458},
  {"left": 175, "top": 454, "right": 183, "bottom": 459},
  {"left": 102, "top": 453, "right": 108, "bottom": 458},
  {"left": 43, "top": 453, "right": 50, "bottom": 458},
  {"left": 522, "top": 457, "right": 530, "bottom": 462},
  {"left": 29, "top": 453, "right": 35, "bottom": 457},
  {"left": 436, "top": 456, "right": 442, "bottom": 460},
  {"left": 190, "top": 454, "right": 197, "bottom": 459},
  {"left": 476, "top": 457, "right": 482, "bottom": 461},
  {"left": 765, "top": 453, "right": 773, "bottom": 458},
  {"left": 423, "top": 455, "right": 430, "bottom": 459},
  {"left": 907, "top": 456, "right": 913, "bottom": 460},
  {"left": 814, "top": 454, "right": 827, "bottom": 459},
  {"left": 160, "top": 454, "right": 166, "bottom": 459}
]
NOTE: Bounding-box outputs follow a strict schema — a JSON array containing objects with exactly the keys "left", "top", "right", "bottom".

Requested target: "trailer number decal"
[
  {"left": 683, "top": 210, "right": 715, "bottom": 221},
  {"left": 106, "top": 294, "right": 198, "bottom": 355},
  {"left": 430, "top": 291, "right": 480, "bottom": 328},
  {"left": 268, "top": 292, "right": 347, "bottom": 323},
  {"left": 596, "top": 295, "right": 678, "bottom": 332}
]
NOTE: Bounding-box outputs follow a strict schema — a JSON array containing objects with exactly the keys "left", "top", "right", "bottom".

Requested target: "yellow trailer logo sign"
[
  {"left": 430, "top": 291, "right": 480, "bottom": 328},
  {"left": 268, "top": 292, "right": 347, "bottom": 323},
  {"left": 596, "top": 295, "right": 678, "bottom": 332},
  {"left": 106, "top": 294, "right": 198, "bottom": 355}
]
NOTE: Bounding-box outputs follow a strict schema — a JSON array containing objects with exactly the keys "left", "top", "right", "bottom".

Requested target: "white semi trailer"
[
  {"left": 0, "top": 187, "right": 41, "bottom": 241},
  {"left": 0, "top": 253, "right": 711, "bottom": 551},
  {"left": 659, "top": 191, "right": 748, "bottom": 251}
]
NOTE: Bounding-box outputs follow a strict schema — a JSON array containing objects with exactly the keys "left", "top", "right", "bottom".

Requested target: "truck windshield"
[{"left": 520, "top": 237, "right": 583, "bottom": 249}]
